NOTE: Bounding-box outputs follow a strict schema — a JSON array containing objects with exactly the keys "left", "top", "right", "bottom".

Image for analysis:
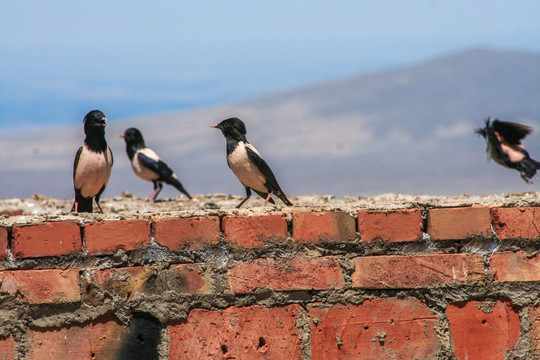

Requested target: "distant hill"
[{"left": 2, "top": 48, "right": 540, "bottom": 199}]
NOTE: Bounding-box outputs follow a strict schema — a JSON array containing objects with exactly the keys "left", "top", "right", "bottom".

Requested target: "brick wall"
[{"left": 1, "top": 205, "right": 540, "bottom": 359}]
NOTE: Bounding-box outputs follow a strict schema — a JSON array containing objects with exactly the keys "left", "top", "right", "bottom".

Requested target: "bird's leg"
[
  {"left": 94, "top": 193, "right": 105, "bottom": 213},
  {"left": 71, "top": 201, "right": 77, "bottom": 212},
  {"left": 264, "top": 191, "right": 274, "bottom": 206},
  {"left": 236, "top": 187, "right": 252, "bottom": 208},
  {"left": 95, "top": 201, "right": 104, "bottom": 214},
  {"left": 144, "top": 182, "right": 160, "bottom": 202},
  {"left": 152, "top": 183, "right": 164, "bottom": 201}
]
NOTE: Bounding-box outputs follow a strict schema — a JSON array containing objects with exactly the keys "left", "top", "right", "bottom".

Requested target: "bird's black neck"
[
  {"left": 84, "top": 131, "right": 108, "bottom": 153},
  {"left": 226, "top": 136, "right": 247, "bottom": 155},
  {"left": 125, "top": 142, "right": 144, "bottom": 160}
]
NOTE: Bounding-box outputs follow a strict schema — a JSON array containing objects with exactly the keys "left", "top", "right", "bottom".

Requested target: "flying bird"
[
  {"left": 71, "top": 110, "right": 113, "bottom": 213},
  {"left": 475, "top": 117, "right": 540, "bottom": 183},
  {"left": 211, "top": 117, "right": 293, "bottom": 208},
  {"left": 121, "top": 127, "right": 192, "bottom": 201}
]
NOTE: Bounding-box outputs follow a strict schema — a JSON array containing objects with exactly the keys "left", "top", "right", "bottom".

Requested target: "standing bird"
[
  {"left": 71, "top": 110, "right": 113, "bottom": 213},
  {"left": 211, "top": 117, "right": 293, "bottom": 208},
  {"left": 475, "top": 117, "right": 540, "bottom": 183},
  {"left": 121, "top": 127, "right": 192, "bottom": 201}
]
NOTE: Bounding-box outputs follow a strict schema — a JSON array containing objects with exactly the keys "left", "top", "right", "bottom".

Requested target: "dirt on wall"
[{"left": 1, "top": 191, "right": 540, "bottom": 223}]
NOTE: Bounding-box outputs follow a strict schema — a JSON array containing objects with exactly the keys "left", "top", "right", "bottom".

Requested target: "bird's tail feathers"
[
  {"left": 168, "top": 178, "right": 192, "bottom": 199},
  {"left": 75, "top": 196, "right": 93, "bottom": 213},
  {"left": 520, "top": 158, "right": 540, "bottom": 181},
  {"left": 276, "top": 191, "right": 293, "bottom": 206}
]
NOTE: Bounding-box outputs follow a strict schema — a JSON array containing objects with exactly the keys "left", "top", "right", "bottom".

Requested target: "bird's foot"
[{"left": 264, "top": 192, "right": 274, "bottom": 207}]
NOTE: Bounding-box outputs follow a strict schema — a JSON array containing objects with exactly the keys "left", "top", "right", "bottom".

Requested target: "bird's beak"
[
  {"left": 100, "top": 117, "right": 107, "bottom": 127},
  {"left": 120, "top": 134, "right": 125, "bottom": 138},
  {"left": 209, "top": 124, "right": 217, "bottom": 128}
]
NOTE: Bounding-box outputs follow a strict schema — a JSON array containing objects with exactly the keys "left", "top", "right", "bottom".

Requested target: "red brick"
[
  {"left": 447, "top": 300, "right": 520, "bottom": 360},
  {"left": 11, "top": 222, "right": 81, "bottom": 258},
  {"left": 351, "top": 253, "right": 484, "bottom": 289},
  {"left": 0, "top": 210, "right": 23, "bottom": 216},
  {"left": 0, "top": 269, "right": 80, "bottom": 304},
  {"left": 530, "top": 305, "right": 540, "bottom": 358},
  {"left": 92, "top": 264, "right": 210, "bottom": 299},
  {"left": 227, "top": 256, "right": 344, "bottom": 294},
  {"left": 490, "top": 251, "right": 540, "bottom": 282},
  {"left": 293, "top": 211, "right": 355, "bottom": 244},
  {"left": 169, "top": 305, "right": 302, "bottom": 359},
  {"left": 29, "top": 318, "right": 127, "bottom": 360},
  {"left": 0, "top": 335, "right": 16, "bottom": 360},
  {"left": 84, "top": 220, "right": 150, "bottom": 255},
  {"left": 357, "top": 209, "right": 423, "bottom": 242},
  {"left": 309, "top": 298, "right": 439, "bottom": 360},
  {"left": 0, "top": 227, "right": 7, "bottom": 259},
  {"left": 427, "top": 207, "right": 491, "bottom": 240},
  {"left": 222, "top": 215, "right": 287, "bottom": 248},
  {"left": 153, "top": 216, "right": 220, "bottom": 251},
  {"left": 491, "top": 207, "right": 540, "bottom": 239}
]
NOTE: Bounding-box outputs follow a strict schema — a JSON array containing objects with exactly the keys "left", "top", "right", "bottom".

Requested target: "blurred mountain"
[{"left": 2, "top": 47, "right": 540, "bottom": 199}]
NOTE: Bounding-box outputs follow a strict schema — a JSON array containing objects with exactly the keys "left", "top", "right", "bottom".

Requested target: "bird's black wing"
[
  {"left": 245, "top": 146, "right": 285, "bottom": 194},
  {"left": 492, "top": 120, "right": 532, "bottom": 145},
  {"left": 109, "top": 147, "right": 114, "bottom": 167},
  {"left": 73, "top": 146, "right": 83, "bottom": 182},
  {"left": 137, "top": 152, "right": 174, "bottom": 179}
]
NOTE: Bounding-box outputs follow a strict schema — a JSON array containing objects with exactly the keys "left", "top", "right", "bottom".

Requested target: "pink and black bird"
[
  {"left": 476, "top": 117, "right": 540, "bottom": 183},
  {"left": 211, "top": 117, "right": 292, "bottom": 208},
  {"left": 71, "top": 110, "right": 113, "bottom": 213},
  {"left": 121, "top": 127, "right": 191, "bottom": 201}
]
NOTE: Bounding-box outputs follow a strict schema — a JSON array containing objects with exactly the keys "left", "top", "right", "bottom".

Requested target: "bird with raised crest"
[
  {"left": 475, "top": 117, "right": 540, "bottom": 183},
  {"left": 71, "top": 110, "right": 113, "bottom": 213}
]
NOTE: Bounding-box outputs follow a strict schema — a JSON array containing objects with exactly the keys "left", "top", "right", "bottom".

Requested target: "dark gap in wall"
[{"left": 116, "top": 312, "right": 161, "bottom": 360}]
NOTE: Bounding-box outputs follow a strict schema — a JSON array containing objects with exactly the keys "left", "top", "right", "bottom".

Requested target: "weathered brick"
[
  {"left": 427, "top": 207, "right": 491, "bottom": 240},
  {"left": 228, "top": 256, "right": 345, "bottom": 294},
  {"left": 447, "top": 300, "right": 520, "bottom": 360},
  {"left": 169, "top": 305, "right": 302, "bottom": 359},
  {"left": 85, "top": 220, "right": 150, "bottom": 255},
  {"left": 0, "top": 269, "right": 80, "bottom": 304},
  {"left": 29, "top": 317, "right": 127, "bottom": 360},
  {"left": 309, "top": 298, "right": 439, "bottom": 360},
  {"left": 490, "top": 251, "right": 540, "bottom": 282},
  {"left": 0, "top": 210, "right": 23, "bottom": 217},
  {"left": 0, "top": 335, "right": 16, "bottom": 360},
  {"left": 351, "top": 254, "right": 485, "bottom": 289},
  {"left": 357, "top": 208, "right": 423, "bottom": 242},
  {"left": 293, "top": 211, "right": 355, "bottom": 244},
  {"left": 530, "top": 305, "right": 540, "bottom": 358},
  {"left": 92, "top": 264, "right": 210, "bottom": 300},
  {"left": 222, "top": 215, "right": 287, "bottom": 248},
  {"left": 491, "top": 207, "right": 540, "bottom": 239},
  {"left": 11, "top": 222, "right": 81, "bottom": 258},
  {"left": 0, "top": 227, "right": 7, "bottom": 259},
  {"left": 153, "top": 216, "right": 220, "bottom": 251}
]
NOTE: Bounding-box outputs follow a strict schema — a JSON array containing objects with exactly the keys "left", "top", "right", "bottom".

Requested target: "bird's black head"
[
  {"left": 83, "top": 110, "right": 107, "bottom": 134},
  {"left": 121, "top": 127, "right": 146, "bottom": 148},
  {"left": 474, "top": 117, "right": 491, "bottom": 138},
  {"left": 210, "top": 117, "right": 247, "bottom": 141}
]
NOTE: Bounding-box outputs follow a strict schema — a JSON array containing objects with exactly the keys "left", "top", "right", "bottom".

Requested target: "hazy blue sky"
[{"left": 1, "top": 1, "right": 539, "bottom": 131}]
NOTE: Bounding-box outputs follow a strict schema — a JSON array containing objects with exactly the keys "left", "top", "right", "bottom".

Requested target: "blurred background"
[{"left": 1, "top": 1, "right": 540, "bottom": 199}]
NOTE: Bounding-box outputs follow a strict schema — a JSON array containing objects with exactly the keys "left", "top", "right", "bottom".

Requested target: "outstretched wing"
[{"left": 492, "top": 119, "right": 532, "bottom": 145}]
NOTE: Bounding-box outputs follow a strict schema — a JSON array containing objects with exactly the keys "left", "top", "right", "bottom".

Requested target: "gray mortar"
[{"left": 2, "top": 192, "right": 540, "bottom": 359}]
